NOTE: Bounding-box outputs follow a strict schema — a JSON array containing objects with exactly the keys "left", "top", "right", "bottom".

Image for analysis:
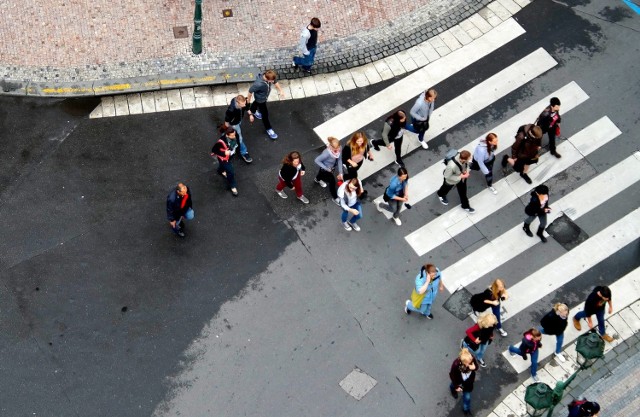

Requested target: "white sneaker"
[
  {"left": 314, "top": 178, "right": 327, "bottom": 188},
  {"left": 498, "top": 328, "right": 508, "bottom": 337},
  {"left": 420, "top": 140, "right": 429, "bottom": 149},
  {"left": 554, "top": 352, "right": 566, "bottom": 362},
  {"left": 393, "top": 217, "right": 402, "bottom": 226},
  {"left": 297, "top": 195, "right": 309, "bottom": 204},
  {"left": 404, "top": 300, "right": 411, "bottom": 315},
  {"left": 343, "top": 222, "right": 352, "bottom": 231},
  {"left": 532, "top": 375, "right": 540, "bottom": 383},
  {"left": 350, "top": 222, "right": 361, "bottom": 232},
  {"left": 276, "top": 189, "right": 287, "bottom": 199},
  {"left": 333, "top": 198, "right": 341, "bottom": 206},
  {"left": 488, "top": 186, "right": 498, "bottom": 195}
]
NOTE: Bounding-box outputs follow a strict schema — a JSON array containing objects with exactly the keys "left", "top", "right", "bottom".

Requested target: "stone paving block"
[
  {"left": 267, "top": 85, "right": 281, "bottom": 102},
  {"left": 349, "top": 67, "right": 370, "bottom": 88},
  {"left": 373, "top": 60, "right": 395, "bottom": 81},
  {"left": 212, "top": 87, "right": 228, "bottom": 106},
  {"left": 383, "top": 55, "right": 406, "bottom": 77},
  {"left": 127, "top": 93, "right": 143, "bottom": 115},
  {"left": 89, "top": 103, "right": 103, "bottom": 119},
  {"left": 140, "top": 92, "right": 156, "bottom": 113},
  {"left": 492, "top": 402, "right": 514, "bottom": 417},
  {"left": 479, "top": 7, "right": 504, "bottom": 27},
  {"left": 502, "top": 392, "right": 527, "bottom": 417},
  {"left": 618, "top": 307, "right": 640, "bottom": 334},
  {"left": 469, "top": 12, "right": 495, "bottom": 33},
  {"left": 114, "top": 95, "right": 129, "bottom": 117},
  {"left": 362, "top": 63, "right": 383, "bottom": 84},
  {"left": 288, "top": 79, "right": 306, "bottom": 99},
  {"left": 416, "top": 41, "right": 441, "bottom": 62},
  {"left": 545, "top": 361, "right": 571, "bottom": 381},
  {"left": 608, "top": 314, "right": 634, "bottom": 341},
  {"left": 486, "top": 413, "right": 500, "bottom": 417},
  {"left": 336, "top": 70, "right": 356, "bottom": 91},
  {"left": 237, "top": 82, "right": 253, "bottom": 95},
  {"left": 428, "top": 36, "right": 452, "bottom": 57},
  {"left": 487, "top": 1, "right": 513, "bottom": 20},
  {"left": 301, "top": 77, "right": 319, "bottom": 96},
  {"left": 325, "top": 73, "right": 343, "bottom": 93},
  {"left": 395, "top": 51, "right": 419, "bottom": 72},
  {"left": 439, "top": 31, "right": 463, "bottom": 51},
  {"left": 101, "top": 96, "right": 116, "bottom": 117},
  {"left": 449, "top": 24, "right": 474, "bottom": 45},
  {"left": 338, "top": 368, "right": 377, "bottom": 400},
  {"left": 194, "top": 86, "right": 213, "bottom": 108},
  {"left": 629, "top": 299, "right": 640, "bottom": 319},
  {"left": 313, "top": 75, "right": 332, "bottom": 96},
  {"left": 277, "top": 83, "right": 293, "bottom": 100},
  {"left": 513, "top": 0, "right": 531, "bottom": 7},
  {"left": 180, "top": 88, "right": 196, "bottom": 109},
  {"left": 536, "top": 368, "right": 557, "bottom": 386},
  {"left": 166, "top": 90, "right": 183, "bottom": 111},
  {"left": 497, "top": 0, "right": 523, "bottom": 15},
  {"left": 406, "top": 45, "right": 430, "bottom": 67},
  {"left": 154, "top": 91, "right": 170, "bottom": 112},
  {"left": 459, "top": 18, "right": 477, "bottom": 33},
  {"left": 513, "top": 382, "right": 527, "bottom": 400}
]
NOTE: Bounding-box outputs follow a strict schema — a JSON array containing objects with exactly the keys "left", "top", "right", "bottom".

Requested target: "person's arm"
[
  {"left": 381, "top": 122, "right": 392, "bottom": 147},
  {"left": 474, "top": 147, "right": 490, "bottom": 175},
  {"left": 166, "top": 196, "right": 176, "bottom": 223},
  {"left": 466, "top": 324, "right": 480, "bottom": 341},
  {"left": 409, "top": 96, "right": 423, "bottom": 121},
  {"left": 298, "top": 28, "right": 311, "bottom": 55},
  {"left": 608, "top": 298, "right": 614, "bottom": 315},
  {"left": 336, "top": 155, "right": 343, "bottom": 178},
  {"left": 274, "top": 81, "right": 285, "bottom": 99},
  {"left": 314, "top": 151, "right": 328, "bottom": 170}
]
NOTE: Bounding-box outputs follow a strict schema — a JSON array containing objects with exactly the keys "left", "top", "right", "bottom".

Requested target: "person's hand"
[
  {"left": 279, "top": 91, "right": 285, "bottom": 99},
  {"left": 249, "top": 114, "right": 254, "bottom": 122},
  {"left": 475, "top": 338, "right": 481, "bottom": 344},
  {"left": 439, "top": 285, "right": 444, "bottom": 293},
  {"left": 337, "top": 174, "right": 343, "bottom": 181},
  {"left": 608, "top": 304, "right": 613, "bottom": 314},
  {"left": 494, "top": 300, "right": 500, "bottom": 306},
  {"left": 350, "top": 209, "right": 359, "bottom": 216},
  {"left": 545, "top": 208, "right": 552, "bottom": 213},
  {"left": 386, "top": 144, "right": 393, "bottom": 150},
  {"left": 170, "top": 221, "right": 176, "bottom": 228},
  {"left": 456, "top": 387, "right": 463, "bottom": 392},
  {"left": 225, "top": 150, "right": 231, "bottom": 156},
  {"left": 300, "top": 171, "right": 305, "bottom": 176},
  {"left": 587, "top": 317, "right": 594, "bottom": 329},
  {"left": 461, "top": 172, "right": 470, "bottom": 179},
  {"left": 367, "top": 152, "right": 374, "bottom": 161}
]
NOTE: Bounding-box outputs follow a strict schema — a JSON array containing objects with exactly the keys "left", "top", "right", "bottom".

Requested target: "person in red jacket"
[
  {"left": 460, "top": 312, "right": 497, "bottom": 368},
  {"left": 509, "top": 328, "right": 543, "bottom": 382},
  {"left": 449, "top": 348, "right": 479, "bottom": 416},
  {"left": 275, "top": 151, "right": 309, "bottom": 204},
  {"left": 211, "top": 126, "right": 239, "bottom": 196}
]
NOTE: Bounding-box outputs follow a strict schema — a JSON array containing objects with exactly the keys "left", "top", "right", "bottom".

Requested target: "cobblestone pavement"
[{"left": 0, "top": 0, "right": 502, "bottom": 84}]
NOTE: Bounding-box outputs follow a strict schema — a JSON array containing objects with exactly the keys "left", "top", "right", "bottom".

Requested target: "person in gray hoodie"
[
  {"left": 471, "top": 133, "right": 498, "bottom": 194},
  {"left": 314, "top": 137, "right": 344, "bottom": 205},
  {"left": 437, "top": 150, "right": 475, "bottom": 213},
  {"left": 247, "top": 70, "right": 285, "bottom": 140},
  {"left": 406, "top": 88, "right": 437, "bottom": 149}
]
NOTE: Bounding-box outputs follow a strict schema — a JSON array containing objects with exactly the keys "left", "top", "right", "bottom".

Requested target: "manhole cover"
[
  {"left": 443, "top": 286, "right": 474, "bottom": 321},
  {"left": 546, "top": 213, "right": 589, "bottom": 251},
  {"left": 173, "top": 26, "right": 188, "bottom": 39},
  {"left": 339, "top": 368, "right": 377, "bottom": 400}
]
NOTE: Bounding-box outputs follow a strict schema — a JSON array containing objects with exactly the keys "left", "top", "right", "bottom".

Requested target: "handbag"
[{"left": 411, "top": 289, "right": 425, "bottom": 309}]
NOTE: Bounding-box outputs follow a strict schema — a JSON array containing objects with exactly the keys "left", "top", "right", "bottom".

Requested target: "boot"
[
  {"left": 523, "top": 223, "right": 533, "bottom": 237},
  {"left": 537, "top": 227, "right": 547, "bottom": 243},
  {"left": 601, "top": 334, "right": 614, "bottom": 343}
]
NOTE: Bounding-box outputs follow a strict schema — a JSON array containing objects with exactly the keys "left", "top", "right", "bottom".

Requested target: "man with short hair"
[
  {"left": 437, "top": 150, "right": 475, "bottom": 213},
  {"left": 166, "top": 183, "right": 194, "bottom": 238},
  {"left": 536, "top": 97, "right": 562, "bottom": 158},
  {"left": 247, "top": 70, "right": 285, "bottom": 140},
  {"left": 407, "top": 88, "right": 438, "bottom": 149},
  {"left": 573, "top": 286, "right": 614, "bottom": 343},
  {"left": 293, "top": 17, "right": 321, "bottom": 73},
  {"left": 224, "top": 95, "right": 252, "bottom": 164}
]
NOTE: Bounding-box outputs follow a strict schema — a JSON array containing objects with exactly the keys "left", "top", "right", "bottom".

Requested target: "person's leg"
[
  {"left": 595, "top": 309, "right": 606, "bottom": 336},
  {"left": 523, "top": 214, "right": 536, "bottom": 237},
  {"left": 276, "top": 177, "right": 287, "bottom": 192},
  {"left": 224, "top": 161, "right": 237, "bottom": 189},
  {"left": 508, "top": 344, "right": 522, "bottom": 355},
  {"left": 392, "top": 200, "right": 402, "bottom": 219},
  {"left": 456, "top": 181, "right": 470, "bottom": 209},
  {"left": 394, "top": 136, "right": 403, "bottom": 164},
  {"left": 491, "top": 304, "right": 502, "bottom": 329},
  {"left": 422, "top": 303, "right": 432, "bottom": 316},
  {"left": 485, "top": 158, "right": 495, "bottom": 187},
  {"left": 302, "top": 47, "right": 316, "bottom": 70},
  {"left": 249, "top": 100, "right": 258, "bottom": 114},
  {"left": 437, "top": 180, "right": 453, "bottom": 198},
  {"left": 341, "top": 209, "right": 349, "bottom": 223},
  {"left": 538, "top": 213, "right": 548, "bottom": 229},
  {"left": 257, "top": 102, "right": 272, "bottom": 130},
  {"left": 292, "top": 174, "right": 304, "bottom": 198},
  {"left": 555, "top": 333, "right": 564, "bottom": 354},
  {"left": 232, "top": 124, "right": 248, "bottom": 156},
  {"left": 462, "top": 391, "right": 472, "bottom": 412},
  {"left": 476, "top": 342, "right": 489, "bottom": 361},
  {"left": 530, "top": 349, "right": 539, "bottom": 377},
  {"left": 548, "top": 131, "right": 557, "bottom": 154},
  {"left": 325, "top": 172, "right": 338, "bottom": 199},
  {"left": 407, "top": 300, "right": 423, "bottom": 313},
  {"left": 350, "top": 202, "right": 362, "bottom": 224},
  {"left": 370, "top": 138, "right": 384, "bottom": 150}
]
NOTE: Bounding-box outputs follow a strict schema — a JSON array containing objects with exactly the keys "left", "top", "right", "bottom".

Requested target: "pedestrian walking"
[
  {"left": 437, "top": 150, "right": 475, "bottom": 213},
  {"left": 460, "top": 312, "right": 498, "bottom": 368},
  {"left": 536, "top": 97, "right": 562, "bottom": 158},
  {"left": 471, "top": 133, "right": 499, "bottom": 194},
  {"left": 523, "top": 184, "right": 551, "bottom": 243},
  {"left": 275, "top": 151, "right": 309, "bottom": 204},
  {"left": 292, "top": 17, "right": 321, "bottom": 73},
  {"left": 404, "top": 263, "right": 444, "bottom": 319},
  {"left": 568, "top": 399, "right": 600, "bottom": 417},
  {"left": 314, "top": 137, "right": 344, "bottom": 206},
  {"left": 573, "top": 286, "right": 614, "bottom": 343},
  {"left": 449, "top": 347, "right": 479, "bottom": 416},
  {"left": 501, "top": 124, "right": 543, "bottom": 184},
  {"left": 247, "top": 70, "right": 285, "bottom": 140},
  {"left": 342, "top": 131, "right": 374, "bottom": 181},
  {"left": 224, "top": 94, "right": 253, "bottom": 163},
  {"left": 166, "top": 182, "right": 194, "bottom": 238},
  {"left": 508, "top": 328, "right": 543, "bottom": 382},
  {"left": 337, "top": 177, "right": 363, "bottom": 231},
  {"left": 211, "top": 126, "right": 239, "bottom": 196},
  {"left": 406, "top": 88, "right": 437, "bottom": 149},
  {"left": 470, "top": 278, "right": 509, "bottom": 337},
  {"left": 539, "top": 303, "right": 569, "bottom": 362},
  {"left": 369, "top": 110, "right": 408, "bottom": 167},
  {"left": 376, "top": 166, "right": 409, "bottom": 226}
]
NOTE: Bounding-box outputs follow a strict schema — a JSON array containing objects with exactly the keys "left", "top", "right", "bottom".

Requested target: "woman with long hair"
[
  {"left": 314, "top": 137, "right": 344, "bottom": 205},
  {"left": 376, "top": 166, "right": 409, "bottom": 226},
  {"left": 474, "top": 279, "right": 509, "bottom": 337},
  {"left": 275, "top": 151, "right": 309, "bottom": 204},
  {"left": 539, "top": 303, "right": 569, "bottom": 362},
  {"left": 449, "top": 347, "right": 479, "bottom": 416},
  {"left": 337, "top": 177, "right": 363, "bottom": 231},
  {"left": 509, "top": 328, "right": 543, "bottom": 382},
  {"left": 404, "top": 263, "right": 444, "bottom": 319},
  {"left": 342, "top": 131, "right": 374, "bottom": 180},
  {"left": 369, "top": 110, "right": 408, "bottom": 167},
  {"left": 461, "top": 312, "right": 498, "bottom": 368},
  {"left": 471, "top": 132, "right": 499, "bottom": 194}
]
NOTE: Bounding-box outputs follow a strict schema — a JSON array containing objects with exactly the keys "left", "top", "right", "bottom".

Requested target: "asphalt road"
[{"left": 0, "top": 1, "right": 639, "bottom": 416}]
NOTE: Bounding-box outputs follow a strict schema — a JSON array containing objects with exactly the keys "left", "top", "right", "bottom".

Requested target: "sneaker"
[
  {"left": 350, "top": 222, "right": 361, "bottom": 232},
  {"left": 231, "top": 188, "right": 238, "bottom": 197},
  {"left": 370, "top": 139, "right": 380, "bottom": 151},
  {"left": 241, "top": 153, "right": 253, "bottom": 164},
  {"left": 601, "top": 334, "right": 614, "bottom": 343},
  {"left": 404, "top": 300, "right": 411, "bottom": 315},
  {"left": 438, "top": 196, "right": 449, "bottom": 206},
  {"left": 554, "top": 352, "right": 566, "bottom": 362},
  {"left": 478, "top": 358, "right": 486, "bottom": 368},
  {"left": 266, "top": 129, "right": 278, "bottom": 140},
  {"left": 292, "top": 60, "right": 298, "bottom": 68},
  {"left": 253, "top": 111, "right": 262, "bottom": 120},
  {"left": 343, "top": 222, "right": 352, "bottom": 231},
  {"left": 175, "top": 229, "right": 185, "bottom": 238},
  {"left": 464, "top": 207, "right": 476, "bottom": 214},
  {"left": 394, "top": 159, "right": 404, "bottom": 166},
  {"left": 463, "top": 410, "right": 473, "bottom": 417},
  {"left": 532, "top": 375, "right": 540, "bottom": 383},
  {"left": 333, "top": 198, "right": 341, "bottom": 206},
  {"left": 276, "top": 189, "right": 288, "bottom": 199},
  {"left": 314, "top": 178, "right": 327, "bottom": 188},
  {"left": 297, "top": 195, "right": 310, "bottom": 204},
  {"left": 488, "top": 186, "right": 498, "bottom": 194},
  {"left": 573, "top": 317, "right": 582, "bottom": 331},
  {"left": 425, "top": 313, "right": 434, "bottom": 320},
  {"left": 460, "top": 339, "right": 465, "bottom": 349},
  {"left": 520, "top": 172, "right": 532, "bottom": 184},
  {"left": 420, "top": 140, "right": 429, "bottom": 149},
  {"left": 551, "top": 151, "right": 562, "bottom": 158},
  {"left": 501, "top": 154, "right": 509, "bottom": 168},
  {"left": 498, "top": 328, "right": 508, "bottom": 337},
  {"left": 393, "top": 217, "right": 402, "bottom": 226}
]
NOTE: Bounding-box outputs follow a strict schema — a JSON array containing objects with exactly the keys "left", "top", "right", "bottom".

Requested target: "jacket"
[
  {"left": 279, "top": 162, "right": 306, "bottom": 188},
  {"left": 248, "top": 74, "right": 271, "bottom": 103},
  {"left": 511, "top": 124, "right": 541, "bottom": 160},
  {"left": 298, "top": 26, "right": 318, "bottom": 54},
  {"left": 341, "top": 142, "right": 370, "bottom": 168},
  {"left": 337, "top": 181, "right": 359, "bottom": 210},
  {"left": 211, "top": 135, "right": 238, "bottom": 162},
  {"left": 443, "top": 154, "right": 468, "bottom": 185},
  {"left": 385, "top": 175, "right": 407, "bottom": 199},
  {"left": 472, "top": 141, "right": 495, "bottom": 175},
  {"left": 536, "top": 106, "right": 561, "bottom": 134},
  {"left": 464, "top": 323, "right": 495, "bottom": 350},
  {"left": 381, "top": 119, "right": 404, "bottom": 146},
  {"left": 166, "top": 187, "right": 192, "bottom": 222},
  {"left": 524, "top": 191, "right": 549, "bottom": 216},
  {"left": 414, "top": 268, "right": 442, "bottom": 306},
  {"left": 584, "top": 286, "right": 609, "bottom": 315},
  {"left": 410, "top": 91, "right": 435, "bottom": 122},
  {"left": 517, "top": 330, "right": 541, "bottom": 359},
  {"left": 224, "top": 97, "right": 247, "bottom": 126},
  {"left": 314, "top": 148, "right": 343, "bottom": 176},
  {"left": 540, "top": 310, "right": 568, "bottom": 336},
  {"left": 449, "top": 357, "right": 478, "bottom": 393}
]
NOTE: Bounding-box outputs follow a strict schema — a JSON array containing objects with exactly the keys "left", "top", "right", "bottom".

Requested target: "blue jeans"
[
  {"left": 491, "top": 303, "right": 502, "bottom": 330},
  {"left": 462, "top": 340, "right": 489, "bottom": 361},
  {"left": 341, "top": 202, "right": 362, "bottom": 224},
  {"left": 230, "top": 123, "right": 248, "bottom": 156},
  {"left": 574, "top": 309, "right": 606, "bottom": 335},
  {"left": 538, "top": 326, "right": 564, "bottom": 354},
  {"left": 217, "top": 159, "right": 237, "bottom": 188},
  {"left": 509, "top": 345, "right": 539, "bottom": 377},
  {"left": 293, "top": 47, "right": 316, "bottom": 70},
  {"left": 449, "top": 384, "right": 472, "bottom": 412},
  {"left": 405, "top": 117, "right": 427, "bottom": 142},
  {"left": 407, "top": 301, "right": 432, "bottom": 316}
]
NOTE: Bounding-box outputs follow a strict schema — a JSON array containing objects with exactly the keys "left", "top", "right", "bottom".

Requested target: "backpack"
[
  {"left": 470, "top": 291, "right": 490, "bottom": 313},
  {"left": 568, "top": 400, "right": 599, "bottom": 417},
  {"left": 443, "top": 149, "right": 458, "bottom": 165}
]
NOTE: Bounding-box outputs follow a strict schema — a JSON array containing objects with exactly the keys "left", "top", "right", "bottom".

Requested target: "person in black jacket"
[
  {"left": 211, "top": 127, "right": 239, "bottom": 196},
  {"left": 224, "top": 95, "right": 252, "bottom": 164},
  {"left": 369, "top": 110, "right": 408, "bottom": 167},
  {"left": 449, "top": 348, "right": 479, "bottom": 416},
  {"left": 536, "top": 97, "right": 562, "bottom": 158},
  {"left": 539, "top": 303, "right": 569, "bottom": 362},
  {"left": 275, "top": 151, "right": 309, "bottom": 204},
  {"left": 573, "top": 286, "right": 614, "bottom": 343},
  {"left": 166, "top": 183, "right": 194, "bottom": 237},
  {"left": 509, "top": 328, "right": 542, "bottom": 382},
  {"left": 523, "top": 184, "right": 551, "bottom": 242},
  {"left": 461, "top": 312, "right": 497, "bottom": 368}
]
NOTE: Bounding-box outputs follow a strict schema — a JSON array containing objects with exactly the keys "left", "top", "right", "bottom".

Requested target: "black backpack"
[{"left": 470, "top": 291, "right": 490, "bottom": 313}]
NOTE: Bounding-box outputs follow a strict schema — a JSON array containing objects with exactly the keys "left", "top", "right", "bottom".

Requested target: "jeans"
[
  {"left": 524, "top": 213, "right": 548, "bottom": 229},
  {"left": 341, "top": 202, "right": 362, "bottom": 224},
  {"left": 230, "top": 123, "right": 248, "bottom": 155},
  {"left": 293, "top": 47, "right": 316, "bottom": 70},
  {"left": 315, "top": 169, "right": 338, "bottom": 199},
  {"left": 407, "top": 301, "right": 432, "bottom": 316},
  {"left": 217, "top": 159, "right": 237, "bottom": 188},
  {"left": 482, "top": 158, "right": 495, "bottom": 187},
  {"left": 250, "top": 101, "right": 272, "bottom": 130},
  {"left": 509, "top": 345, "right": 539, "bottom": 377},
  {"left": 462, "top": 340, "right": 489, "bottom": 361},
  {"left": 276, "top": 175, "right": 303, "bottom": 198},
  {"left": 574, "top": 309, "right": 606, "bottom": 336},
  {"left": 379, "top": 199, "right": 402, "bottom": 219},
  {"left": 406, "top": 117, "right": 427, "bottom": 142},
  {"left": 538, "top": 326, "right": 564, "bottom": 354},
  {"left": 449, "top": 384, "right": 472, "bottom": 412},
  {"left": 437, "top": 180, "right": 470, "bottom": 209},
  {"left": 491, "top": 304, "right": 502, "bottom": 330}
]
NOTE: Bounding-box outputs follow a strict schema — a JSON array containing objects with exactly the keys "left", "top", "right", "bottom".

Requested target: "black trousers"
[
  {"left": 547, "top": 131, "right": 557, "bottom": 153},
  {"left": 371, "top": 136, "right": 403, "bottom": 163},
  {"left": 437, "top": 179, "right": 470, "bottom": 209},
  {"left": 315, "top": 169, "right": 338, "bottom": 199},
  {"left": 249, "top": 101, "right": 272, "bottom": 130}
]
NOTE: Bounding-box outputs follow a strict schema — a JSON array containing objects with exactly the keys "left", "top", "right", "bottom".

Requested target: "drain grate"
[
  {"left": 546, "top": 213, "right": 589, "bottom": 251},
  {"left": 339, "top": 368, "right": 377, "bottom": 400},
  {"left": 443, "top": 286, "right": 474, "bottom": 321},
  {"left": 173, "top": 26, "right": 188, "bottom": 39}
]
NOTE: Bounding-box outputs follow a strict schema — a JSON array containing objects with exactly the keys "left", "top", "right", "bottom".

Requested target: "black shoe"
[
  {"left": 370, "top": 139, "right": 380, "bottom": 151},
  {"left": 450, "top": 386, "right": 458, "bottom": 399},
  {"left": 174, "top": 228, "right": 185, "bottom": 238},
  {"left": 501, "top": 154, "right": 509, "bottom": 168},
  {"left": 241, "top": 153, "right": 253, "bottom": 163},
  {"left": 523, "top": 224, "right": 533, "bottom": 237},
  {"left": 463, "top": 410, "right": 473, "bottom": 416},
  {"left": 520, "top": 173, "right": 532, "bottom": 184},
  {"left": 394, "top": 159, "right": 404, "bottom": 167},
  {"left": 551, "top": 151, "right": 562, "bottom": 158},
  {"left": 537, "top": 228, "right": 547, "bottom": 243},
  {"left": 425, "top": 313, "right": 434, "bottom": 320}
]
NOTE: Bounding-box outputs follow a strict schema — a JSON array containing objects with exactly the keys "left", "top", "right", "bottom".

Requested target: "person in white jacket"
[
  {"left": 471, "top": 133, "right": 499, "bottom": 194},
  {"left": 406, "top": 88, "right": 437, "bottom": 149},
  {"left": 337, "top": 178, "right": 363, "bottom": 231},
  {"left": 292, "top": 18, "right": 321, "bottom": 73}
]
